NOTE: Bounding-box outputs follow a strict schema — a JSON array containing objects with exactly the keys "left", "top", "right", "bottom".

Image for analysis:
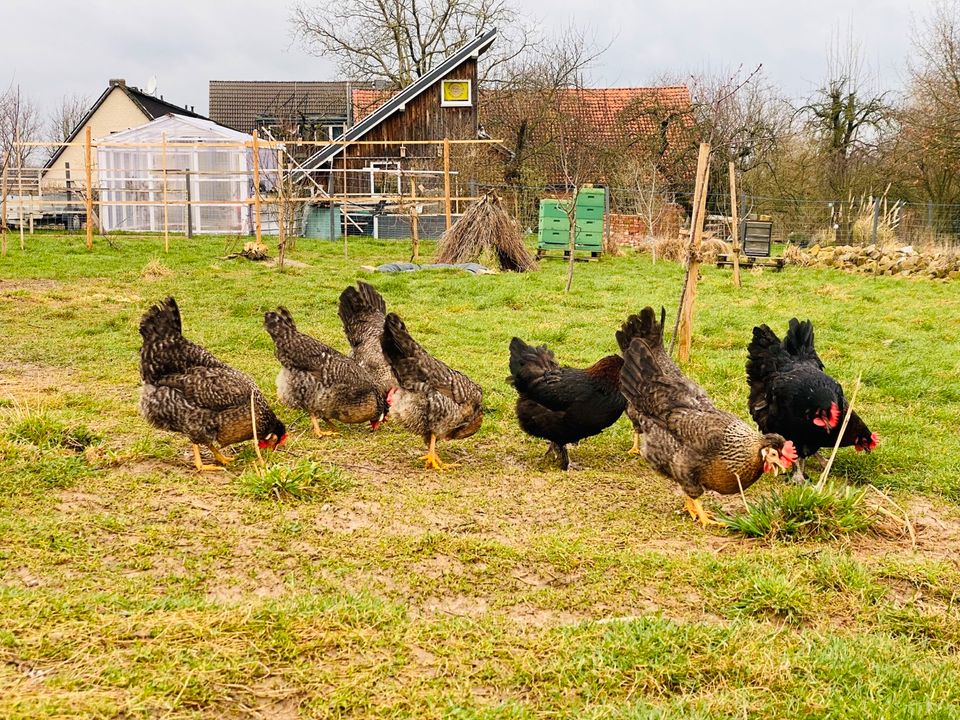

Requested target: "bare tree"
[
  {"left": 0, "top": 83, "right": 41, "bottom": 171},
  {"left": 290, "top": 0, "right": 535, "bottom": 86},
  {"left": 799, "top": 30, "right": 891, "bottom": 203},
  {"left": 46, "top": 93, "right": 88, "bottom": 155}
]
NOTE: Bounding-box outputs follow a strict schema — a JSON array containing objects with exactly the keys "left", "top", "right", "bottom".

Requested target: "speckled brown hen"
[
  {"left": 264, "top": 307, "right": 386, "bottom": 437},
  {"left": 619, "top": 307, "right": 797, "bottom": 526},
  {"left": 380, "top": 312, "right": 483, "bottom": 470},
  {"left": 338, "top": 281, "right": 397, "bottom": 394},
  {"left": 139, "top": 297, "right": 286, "bottom": 471}
]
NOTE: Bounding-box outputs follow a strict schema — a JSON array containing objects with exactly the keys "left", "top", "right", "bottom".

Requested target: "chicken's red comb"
[{"left": 781, "top": 441, "right": 798, "bottom": 465}]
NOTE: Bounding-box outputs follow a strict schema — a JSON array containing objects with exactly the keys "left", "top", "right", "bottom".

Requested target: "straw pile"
[{"left": 436, "top": 192, "right": 538, "bottom": 272}]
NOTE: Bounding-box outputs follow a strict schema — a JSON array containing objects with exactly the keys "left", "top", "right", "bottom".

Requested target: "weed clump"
[
  {"left": 6, "top": 410, "right": 102, "bottom": 452},
  {"left": 721, "top": 481, "right": 874, "bottom": 541},
  {"left": 241, "top": 459, "right": 350, "bottom": 502}
]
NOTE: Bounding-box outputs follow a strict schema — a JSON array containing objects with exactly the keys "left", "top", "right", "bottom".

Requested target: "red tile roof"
[{"left": 352, "top": 88, "right": 397, "bottom": 122}]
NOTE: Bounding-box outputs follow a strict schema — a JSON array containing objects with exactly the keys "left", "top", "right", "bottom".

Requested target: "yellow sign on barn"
[{"left": 441, "top": 80, "right": 472, "bottom": 107}]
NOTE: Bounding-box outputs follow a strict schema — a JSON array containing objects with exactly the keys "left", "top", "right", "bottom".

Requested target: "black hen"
[
  {"left": 746, "top": 318, "right": 877, "bottom": 482},
  {"left": 508, "top": 336, "right": 627, "bottom": 470},
  {"left": 139, "top": 297, "right": 286, "bottom": 471}
]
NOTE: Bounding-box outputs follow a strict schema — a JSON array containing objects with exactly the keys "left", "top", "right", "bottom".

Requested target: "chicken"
[
  {"left": 139, "top": 297, "right": 286, "bottom": 471},
  {"left": 380, "top": 312, "right": 483, "bottom": 470},
  {"left": 619, "top": 306, "right": 797, "bottom": 526},
  {"left": 338, "top": 281, "right": 396, "bottom": 394},
  {"left": 264, "top": 307, "right": 386, "bottom": 437},
  {"left": 616, "top": 308, "right": 709, "bottom": 455},
  {"left": 746, "top": 318, "right": 877, "bottom": 482},
  {"left": 508, "top": 336, "right": 626, "bottom": 470}
]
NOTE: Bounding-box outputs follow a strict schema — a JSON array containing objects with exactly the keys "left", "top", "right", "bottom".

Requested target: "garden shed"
[{"left": 97, "top": 114, "right": 277, "bottom": 235}]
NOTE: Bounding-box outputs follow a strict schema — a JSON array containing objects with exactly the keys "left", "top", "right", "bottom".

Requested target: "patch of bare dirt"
[
  {"left": 0, "top": 279, "right": 60, "bottom": 294},
  {"left": 0, "top": 363, "right": 79, "bottom": 401}
]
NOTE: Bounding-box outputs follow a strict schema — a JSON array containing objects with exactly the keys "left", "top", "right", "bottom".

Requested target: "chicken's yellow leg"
[
  {"left": 420, "top": 434, "right": 458, "bottom": 470},
  {"left": 209, "top": 445, "right": 234, "bottom": 465},
  {"left": 193, "top": 444, "right": 226, "bottom": 472},
  {"left": 684, "top": 497, "right": 723, "bottom": 527},
  {"left": 627, "top": 431, "right": 641, "bottom": 455},
  {"left": 311, "top": 416, "right": 338, "bottom": 437}
]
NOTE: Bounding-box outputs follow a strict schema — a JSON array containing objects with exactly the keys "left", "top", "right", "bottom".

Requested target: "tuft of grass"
[
  {"left": 5, "top": 408, "right": 102, "bottom": 452},
  {"left": 721, "top": 481, "right": 874, "bottom": 541},
  {"left": 240, "top": 459, "right": 351, "bottom": 501},
  {"left": 730, "top": 570, "right": 812, "bottom": 623},
  {"left": 140, "top": 257, "right": 173, "bottom": 279}
]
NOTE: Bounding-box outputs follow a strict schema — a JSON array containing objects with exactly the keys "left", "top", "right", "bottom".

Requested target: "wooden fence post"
[
  {"left": 251, "top": 129, "right": 262, "bottom": 246},
  {"left": 85, "top": 126, "right": 94, "bottom": 249},
  {"left": 185, "top": 169, "right": 193, "bottom": 239},
  {"left": 676, "top": 142, "right": 711, "bottom": 363},
  {"left": 161, "top": 132, "right": 169, "bottom": 252},
  {"left": 1, "top": 159, "right": 7, "bottom": 257},
  {"left": 728, "top": 161, "right": 741, "bottom": 289},
  {"left": 442, "top": 138, "right": 452, "bottom": 231},
  {"left": 16, "top": 126, "right": 25, "bottom": 251},
  {"left": 409, "top": 177, "right": 420, "bottom": 261}
]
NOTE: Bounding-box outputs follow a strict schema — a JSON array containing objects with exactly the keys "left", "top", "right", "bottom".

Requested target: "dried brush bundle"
[{"left": 436, "top": 192, "right": 538, "bottom": 272}]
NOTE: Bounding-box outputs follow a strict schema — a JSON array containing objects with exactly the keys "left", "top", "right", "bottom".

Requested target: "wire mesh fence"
[{"left": 4, "top": 133, "right": 960, "bottom": 258}]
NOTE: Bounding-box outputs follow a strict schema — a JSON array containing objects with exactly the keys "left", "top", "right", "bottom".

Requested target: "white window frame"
[
  {"left": 440, "top": 79, "right": 473, "bottom": 107},
  {"left": 367, "top": 161, "right": 401, "bottom": 196}
]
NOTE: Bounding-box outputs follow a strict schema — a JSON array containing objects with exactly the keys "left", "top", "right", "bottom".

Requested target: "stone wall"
[{"left": 794, "top": 244, "right": 960, "bottom": 280}]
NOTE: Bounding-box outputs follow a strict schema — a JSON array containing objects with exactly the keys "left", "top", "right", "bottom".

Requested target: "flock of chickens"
[{"left": 138, "top": 282, "right": 877, "bottom": 526}]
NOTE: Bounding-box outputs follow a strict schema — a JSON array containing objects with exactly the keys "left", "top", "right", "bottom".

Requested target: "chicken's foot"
[
  {"left": 684, "top": 497, "right": 723, "bottom": 527},
  {"left": 627, "top": 432, "right": 641, "bottom": 455},
  {"left": 209, "top": 445, "right": 234, "bottom": 465},
  {"left": 790, "top": 458, "right": 807, "bottom": 484},
  {"left": 311, "top": 416, "right": 339, "bottom": 438},
  {"left": 193, "top": 444, "right": 226, "bottom": 472},
  {"left": 421, "top": 434, "right": 458, "bottom": 470}
]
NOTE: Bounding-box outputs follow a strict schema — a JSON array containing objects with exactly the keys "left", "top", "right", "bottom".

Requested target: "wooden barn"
[{"left": 300, "top": 28, "right": 498, "bottom": 213}]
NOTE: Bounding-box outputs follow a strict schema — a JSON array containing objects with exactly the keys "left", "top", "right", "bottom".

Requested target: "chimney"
[{"left": 109, "top": 78, "right": 126, "bottom": 88}]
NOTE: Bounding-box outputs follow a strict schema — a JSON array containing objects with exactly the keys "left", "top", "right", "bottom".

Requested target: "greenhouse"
[{"left": 96, "top": 114, "right": 277, "bottom": 235}]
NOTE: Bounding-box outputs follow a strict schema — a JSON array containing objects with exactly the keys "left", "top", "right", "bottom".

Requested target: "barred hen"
[
  {"left": 620, "top": 306, "right": 796, "bottom": 526},
  {"left": 616, "top": 308, "right": 709, "bottom": 454},
  {"left": 747, "top": 318, "right": 877, "bottom": 482},
  {"left": 380, "top": 312, "right": 483, "bottom": 470},
  {"left": 264, "top": 307, "right": 386, "bottom": 436},
  {"left": 139, "top": 297, "right": 286, "bottom": 471},
  {"left": 508, "top": 336, "right": 627, "bottom": 470},
  {"left": 338, "top": 281, "right": 396, "bottom": 394}
]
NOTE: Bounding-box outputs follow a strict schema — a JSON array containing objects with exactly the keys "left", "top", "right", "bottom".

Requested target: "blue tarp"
[{"left": 374, "top": 262, "right": 493, "bottom": 275}]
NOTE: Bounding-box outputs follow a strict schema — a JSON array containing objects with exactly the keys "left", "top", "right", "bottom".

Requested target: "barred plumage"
[
  {"left": 264, "top": 307, "right": 386, "bottom": 428},
  {"left": 338, "top": 281, "right": 396, "bottom": 393},
  {"left": 138, "top": 297, "right": 286, "bottom": 469}
]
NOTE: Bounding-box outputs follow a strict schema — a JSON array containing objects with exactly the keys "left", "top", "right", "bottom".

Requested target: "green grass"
[
  {"left": 721, "top": 481, "right": 874, "bottom": 541},
  {"left": 0, "top": 231, "right": 959, "bottom": 718}
]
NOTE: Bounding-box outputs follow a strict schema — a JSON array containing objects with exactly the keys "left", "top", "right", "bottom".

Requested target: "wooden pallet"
[
  {"left": 536, "top": 247, "right": 601, "bottom": 261},
  {"left": 715, "top": 254, "right": 785, "bottom": 271}
]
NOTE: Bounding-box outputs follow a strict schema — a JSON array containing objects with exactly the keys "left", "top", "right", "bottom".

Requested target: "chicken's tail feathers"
[
  {"left": 263, "top": 306, "right": 298, "bottom": 344},
  {"left": 745, "top": 323, "right": 786, "bottom": 386},
  {"left": 139, "top": 296, "right": 182, "bottom": 341},
  {"left": 782, "top": 318, "right": 824, "bottom": 367},
  {"left": 381, "top": 312, "right": 418, "bottom": 366},
  {"left": 616, "top": 306, "right": 665, "bottom": 352},
  {"left": 339, "top": 282, "right": 386, "bottom": 347},
  {"left": 621, "top": 334, "right": 706, "bottom": 421}
]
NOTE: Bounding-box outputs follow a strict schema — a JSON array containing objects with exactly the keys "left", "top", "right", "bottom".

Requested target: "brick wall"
[{"left": 607, "top": 205, "right": 683, "bottom": 246}]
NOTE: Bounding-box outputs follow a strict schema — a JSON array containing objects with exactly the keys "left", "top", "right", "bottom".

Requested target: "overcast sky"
[{"left": 3, "top": 0, "right": 937, "bottom": 121}]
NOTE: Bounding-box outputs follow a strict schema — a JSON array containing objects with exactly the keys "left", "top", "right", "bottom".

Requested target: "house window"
[
  {"left": 327, "top": 124, "right": 345, "bottom": 140},
  {"left": 440, "top": 79, "right": 472, "bottom": 107},
  {"left": 367, "top": 161, "right": 401, "bottom": 196}
]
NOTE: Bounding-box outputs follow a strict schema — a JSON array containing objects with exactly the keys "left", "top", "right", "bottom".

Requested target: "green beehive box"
[
  {"left": 539, "top": 216, "right": 570, "bottom": 232},
  {"left": 575, "top": 204, "right": 604, "bottom": 220},
  {"left": 576, "top": 188, "right": 605, "bottom": 207},
  {"left": 539, "top": 199, "right": 572, "bottom": 219}
]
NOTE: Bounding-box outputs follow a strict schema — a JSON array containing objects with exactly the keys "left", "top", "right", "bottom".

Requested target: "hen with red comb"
[{"left": 747, "top": 318, "right": 877, "bottom": 482}]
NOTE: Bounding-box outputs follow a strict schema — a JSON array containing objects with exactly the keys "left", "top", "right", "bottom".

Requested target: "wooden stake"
[
  {"left": 251, "top": 129, "right": 262, "bottom": 246},
  {"left": 728, "top": 161, "right": 741, "bottom": 289},
  {"left": 409, "top": 177, "right": 420, "bottom": 261},
  {"left": 84, "top": 126, "right": 93, "bottom": 250},
  {"left": 1, "top": 159, "right": 7, "bottom": 257},
  {"left": 676, "top": 142, "right": 711, "bottom": 363},
  {"left": 161, "top": 132, "right": 169, "bottom": 252},
  {"left": 817, "top": 372, "right": 862, "bottom": 490},
  {"left": 277, "top": 160, "right": 286, "bottom": 270},
  {"left": 443, "top": 138, "right": 452, "bottom": 231},
  {"left": 16, "top": 126, "right": 25, "bottom": 251}
]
